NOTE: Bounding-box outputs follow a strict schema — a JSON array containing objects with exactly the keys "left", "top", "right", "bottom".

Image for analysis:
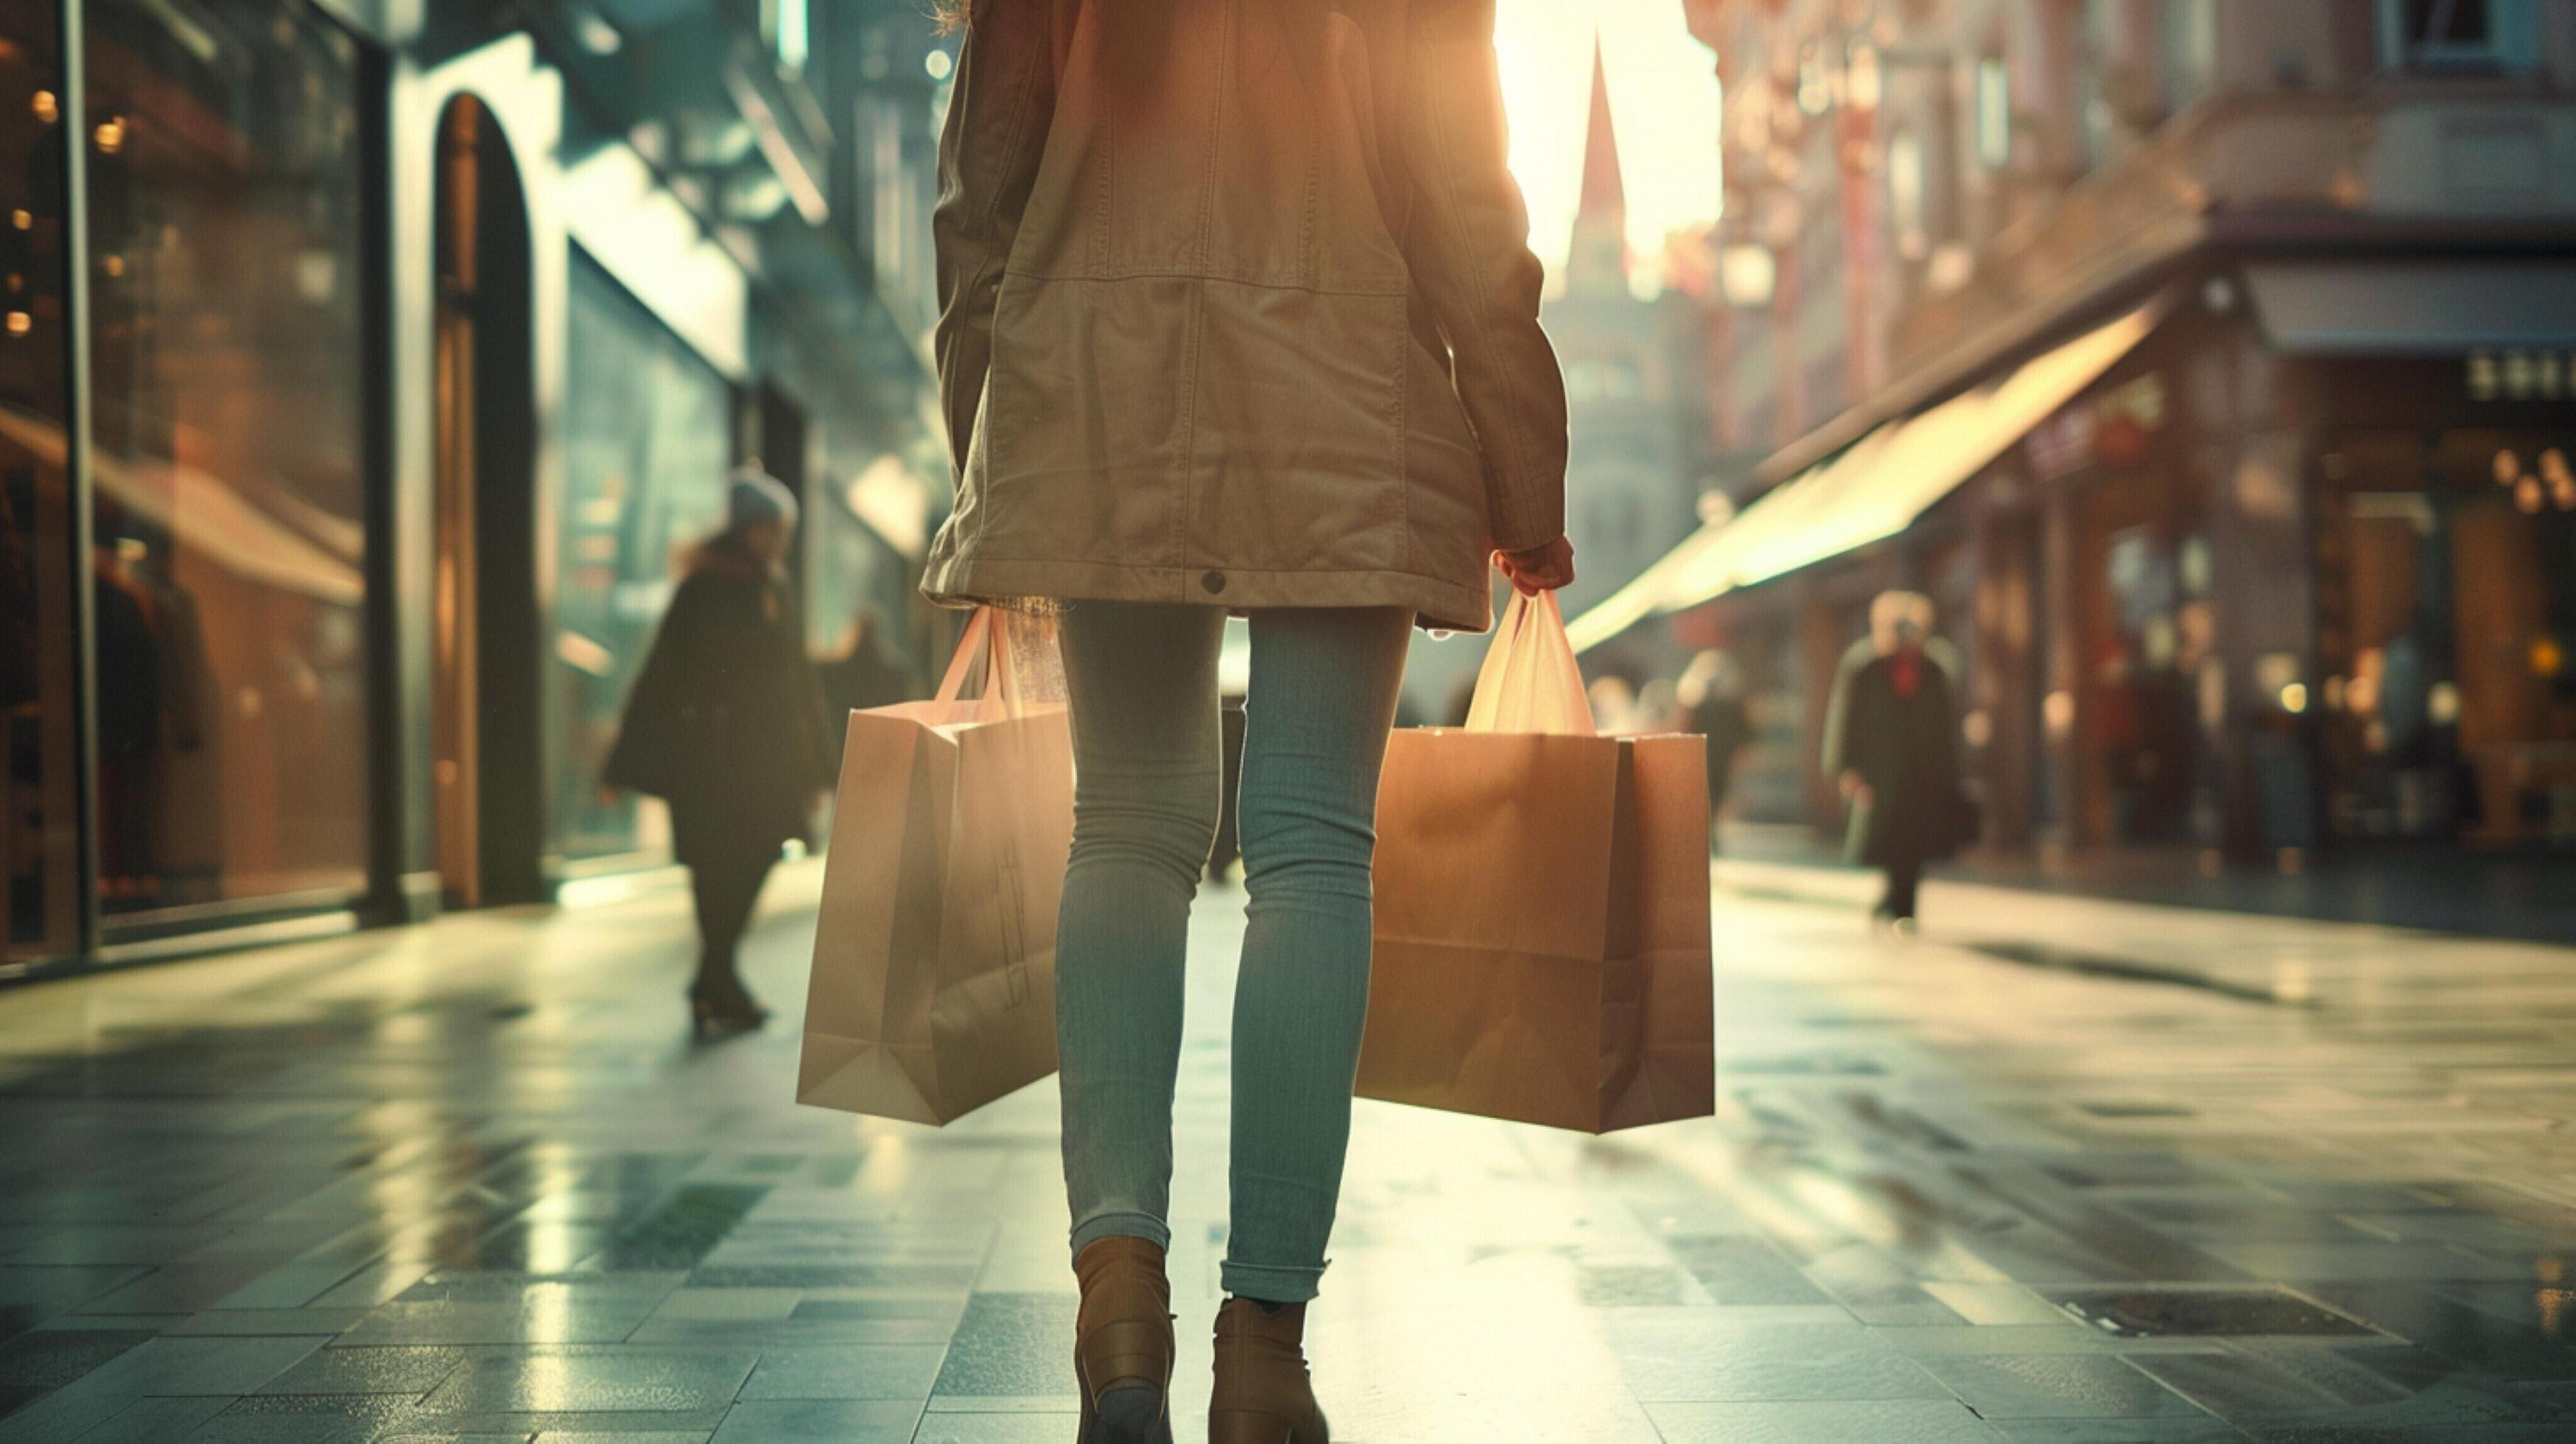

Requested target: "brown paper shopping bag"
[
  {"left": 797, "top": 608, "right": 1072, "bottom": 1125},
  {"left": 1357, "top": 591, "right": 1715, "bottom": 1133}
]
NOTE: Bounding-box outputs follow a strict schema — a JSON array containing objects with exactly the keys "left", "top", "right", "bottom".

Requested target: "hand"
[
  {"left": 1495, "top": 536, "right": 1575, "bottom": 596},
  {"left": 1838, "top": 770, "right": 1873, "bottom": 806}
]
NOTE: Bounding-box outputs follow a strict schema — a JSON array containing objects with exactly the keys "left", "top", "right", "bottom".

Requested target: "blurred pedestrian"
[
  {"left": 820, "top": 607, "right": 922, "bottom": 735},
  {"left": 922, "top": 0, "right": 1572, "bottom": 1437},
  {"left": 1825, "top": 592, "right": 1968, "bottom": 932},
  {"left": 1587, "top": 675, "right": 1640, "bottom": 734},
  {"left": 604, "top": 470, "right": 833, "bottom": 1034},
  {"left": 1678, "top": 650, "right": 1752, "bottom": 852},
  {"left": 1635, "top": 677, "right": 1682, "bottom": 735}
]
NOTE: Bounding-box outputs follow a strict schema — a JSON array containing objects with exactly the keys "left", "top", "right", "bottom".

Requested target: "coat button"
[{"left": 1201, "top": 570, "right": 1227, "bottom": 595}]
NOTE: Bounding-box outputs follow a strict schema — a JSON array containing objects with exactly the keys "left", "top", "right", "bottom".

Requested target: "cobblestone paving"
[{"left": 1, "top": 863, "right": 2571, "bottom": 1441}]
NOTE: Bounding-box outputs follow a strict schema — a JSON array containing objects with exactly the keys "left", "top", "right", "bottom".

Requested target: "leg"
[
  {"left": 1884, "top": 855, "right": 1923, "bottom": 922},
  {"left": 1056, "top": 602, "right": 1227, "bottom": 1261},
  {"left": 1224, "top": 607, "right": 1411, "bottom": 1304},
  {"left": 689, "top": 841, "right": 775, "bottom": 992}
]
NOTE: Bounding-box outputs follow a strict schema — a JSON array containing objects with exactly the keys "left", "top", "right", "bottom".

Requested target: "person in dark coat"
[
  {"left": 818, "top": 608, "right": 922, "bottom": 730},
  {"left": 1679, "top": 650, "right": 1752, "bottom": 853},
  {"left": 1827, "top": 593, "right": 1967, "bottom": 930},
  {"left": 604, "top": 471, "right": 833, "bottom": 1032}
]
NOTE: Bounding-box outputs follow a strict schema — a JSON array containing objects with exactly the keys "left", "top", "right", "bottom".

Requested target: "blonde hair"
[{"left": 931, "top": 0, "right": 969, "bottom": 32}]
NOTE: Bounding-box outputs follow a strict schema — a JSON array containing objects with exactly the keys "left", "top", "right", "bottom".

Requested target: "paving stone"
[
  {"left": 904, "top": 1415, "right": 1087, "bottom": 1444},
  {"left": 1601, "top": 1314, "right": 1951, "bottom": 1403},
  {"left": 928, "top": 1294, "right": 1077, "bottom": 1398},
  {"left": 259, "top": 1344, "right": 472, "bottom": 1395},
  {"left": 397, "top": 1411, "right": 724, "bottom": 1438},
  {"left": 38, "top": 1395, "right": 235, "bottom": 1443},
  {"left": 1987, "top": 1420, "right": 2252, "bottom": 1442},
  {"left": 703, "top": 1398, "right": 923, "bottom": 1440},
  {"left": 1912, "top": 1351, "right": 2216, "bottom": 1418},
  {"left": 68, "top": 1332, "right": 325, "bottom": 1395},
  {"left": 0, "top": 1327, "right": 157, "bottom": 1387},
  {"left": 1668, "top": 1236, "right": 1835, "bottom": 1305},
  {"left": 416, "top": 1349, "right": 759, "bottom": 1415},
  {"left": 1646, "top": 1398, "right": 2002, "bottom": 1443},
  {"left": 737, "top": 1344, "right": 946, "bottom": 1400},
  {"left": 189, "top": 1392, "right": 424, "bottom": 1443}
]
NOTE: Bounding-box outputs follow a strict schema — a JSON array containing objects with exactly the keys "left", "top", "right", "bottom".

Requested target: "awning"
[
  {"left": 2245, "top": 262, "right": 2576, "bottom": 356},
  {"left": 0, "top": 402, "right": 366, "bottom": 607},
  {"left": 1569, "top": 298, "right": 2166, "bottom": 653}
]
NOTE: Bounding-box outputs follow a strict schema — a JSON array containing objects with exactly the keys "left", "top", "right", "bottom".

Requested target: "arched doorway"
[{"left": 432, "top": 96, "right": 543, "bottom": 907}]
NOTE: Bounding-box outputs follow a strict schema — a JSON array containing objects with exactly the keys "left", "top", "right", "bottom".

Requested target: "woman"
[
  {"left": 604, "top": 471, "right": 833, "bottom": 1033},
  {"left": 1679, "top": 650, "right": 1752, "bottom": 852},
  {"left": 1826, "top": 592, "right": 1967, "bottom": 931},
  {"left": 927, "top": 2, "right": 1570, "bottom": 1439}
]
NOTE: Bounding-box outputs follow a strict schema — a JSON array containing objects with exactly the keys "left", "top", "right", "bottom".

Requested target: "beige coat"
[{"left": 922, "top": 0, "right": 1568, "bottom": 634}]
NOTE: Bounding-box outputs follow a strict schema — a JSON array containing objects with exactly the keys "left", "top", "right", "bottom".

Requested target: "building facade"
[
  {"left": 1547, "top": 46, "right": 1719, "bottom": 628},
  {"left": 1, "top": 0, "right": 953, "bottom": 975},
  {"left": 1623, "top": 0, "right": 2576, "bottom": 863}
]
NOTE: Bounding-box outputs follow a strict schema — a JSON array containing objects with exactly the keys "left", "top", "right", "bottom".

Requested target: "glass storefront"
[
  {"left": 80, "top": 0, "right": 371, "bottom": 916},
  {"left": 2317, "top": 428, "right": 2576, "bottom": 844},
  {"left": 4, "top": 0, "right": 946, "bottom": 966},
  {"left": 1, "top": 0, "right": 80, "bottom": 959},
  {"left": 557, "top": 250, "right": 735, "bottom": 862}
]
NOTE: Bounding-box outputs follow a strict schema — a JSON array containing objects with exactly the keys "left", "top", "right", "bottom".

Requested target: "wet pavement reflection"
[{"left": 0, "top": 863, "right": 2571, "bottom": 1440}]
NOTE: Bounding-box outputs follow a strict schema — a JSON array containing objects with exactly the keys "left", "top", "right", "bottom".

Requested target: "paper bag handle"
[
  {"left": 1464, "top": 589, "right": 1596, "bottom": 737},
  {"left": 933, "top": 607, "right": 1064, "bottom": 722}
]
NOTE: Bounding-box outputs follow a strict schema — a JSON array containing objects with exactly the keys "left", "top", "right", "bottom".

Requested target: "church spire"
[{"left": 1568, "top": 35, "right": 1629, "bottom": 295}]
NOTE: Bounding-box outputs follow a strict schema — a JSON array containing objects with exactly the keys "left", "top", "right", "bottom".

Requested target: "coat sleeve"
[
  {"left": 1819, "top": 638, "right": 1873, "bottom": 782},
  {"left": 933, "top": 0, "right": 1060, "bottom": 480},
  {"left": 1397, "top": 0, "right": 1568, "bottom": 553}
]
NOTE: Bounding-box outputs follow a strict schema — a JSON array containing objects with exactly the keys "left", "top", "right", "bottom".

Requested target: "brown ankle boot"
[
  {"left": 1210, "top": 1296, "right": 1330, "bottom": 1443},
  {"left": 1073, "top": 1236, "right": 1174, "bottom": 1443}
]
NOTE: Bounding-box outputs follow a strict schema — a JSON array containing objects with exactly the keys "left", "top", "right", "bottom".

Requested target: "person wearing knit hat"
[
  {"left": 603, "top": 466, "right": 833, "bottom": 1033},
  {"left": 725, "top": 467, "right": 799, "bottom": 542}
]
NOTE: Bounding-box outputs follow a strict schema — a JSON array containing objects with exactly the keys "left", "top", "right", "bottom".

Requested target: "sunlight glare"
[{"left": 1494, "top": 0, "right": 1724, "bottom": 285}]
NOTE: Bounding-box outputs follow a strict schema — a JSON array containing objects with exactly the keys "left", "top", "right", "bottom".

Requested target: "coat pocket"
[{"left": 1185, "top": 281, "right": 1407, "bottom": 573}]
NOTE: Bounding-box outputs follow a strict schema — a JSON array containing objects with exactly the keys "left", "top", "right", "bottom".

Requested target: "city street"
[{"left": 1, "top": 867, "right": 2571, "bottom": 1442}]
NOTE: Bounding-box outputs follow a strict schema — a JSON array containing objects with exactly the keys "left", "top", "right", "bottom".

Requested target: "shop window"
[
  {"left": 769, "top": 0, "right": 812, "bottom": 73},
  {"left": 1888, "top": 127, "right": 1929, "bottom": 261},
  {"left": 2158, "top": 0, "right": 2217, "bottom": 113},
  {"left": 2377, "top": 0, "right": 2538, "bottom": 73},
  {"left": 1974, "top": 57, "right": 2012, "bottom": 170},
  {"left": 558, "top": 252, "right": 737, "bottom": 863},
  {"left": 82, "top": 0, "right": 371, "bottom": 917},
  {"left": 1, "top": 0, "right": 79, "bottom": 958}
]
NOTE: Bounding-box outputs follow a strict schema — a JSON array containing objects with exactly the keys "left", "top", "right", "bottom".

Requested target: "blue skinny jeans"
[{"left": 1056, "top": 602, "right": 1411, "bottom": 1304}]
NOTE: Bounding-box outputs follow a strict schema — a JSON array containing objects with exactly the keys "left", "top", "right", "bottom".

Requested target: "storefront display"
[
  {"left": 1, "top": 0, "right": 79, "bottom": 959},
  {"left": 80, "top": 0, "right": 371, "bottom": 916},
  {"left": 2317, "top": 427, "right": 2576, "bottom": 845}
]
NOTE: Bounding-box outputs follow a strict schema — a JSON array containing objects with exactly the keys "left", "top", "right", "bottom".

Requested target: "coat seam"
[{"left": 1174, "top": 0, "right": 1235, "bottom": 578}]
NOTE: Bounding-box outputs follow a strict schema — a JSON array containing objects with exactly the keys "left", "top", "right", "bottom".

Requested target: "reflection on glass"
[
  {"left": 1, "top": 0, "right": 80, "bottom": 959},
  {"left": 82, "top": 0, "right": 371, "bottom": 914},
  {"left": 558, "top": 253, "right": 734, "bottom": 861}
]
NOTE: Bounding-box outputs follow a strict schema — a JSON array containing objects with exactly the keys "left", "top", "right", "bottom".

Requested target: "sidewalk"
[
  {"left": 0, "top": 864, "right": 2569, "bottom": 1440},
  {"left": 1722, "top": 822, "right": 2576, "bottom": 944}
]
